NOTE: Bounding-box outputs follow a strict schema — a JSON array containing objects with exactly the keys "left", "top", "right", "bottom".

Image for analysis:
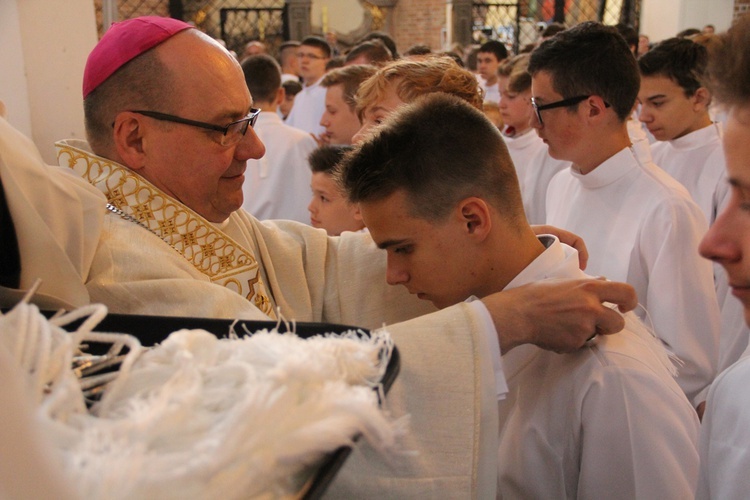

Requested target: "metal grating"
[
  {"left": 95, "top": 0, "right": 288, "bottom": 58},
  {"left": 472, "top": 0, "right": 642, "bottom": 53}
]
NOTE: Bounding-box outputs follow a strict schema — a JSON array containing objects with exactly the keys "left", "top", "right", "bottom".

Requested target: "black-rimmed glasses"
[
  {"left": 130, "top": 109, "right": 261, "bottom": 146},
  {"left": 530, "top": 95, "right": 609, "bottom": 125}
]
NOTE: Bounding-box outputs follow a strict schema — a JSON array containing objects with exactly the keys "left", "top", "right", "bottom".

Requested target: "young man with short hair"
[
  {"left": 340, "top": 92, "right": 700, "bottom": 498},
  {"left": 497, "top": 54, "right": 568, "bottom": 224},
  {"left": 530, "top": 22, "right": 720, "bottom": 404},
  {"left": 476, "top": 40, "right": 508, "bottom": 104},
  {"left": 319, "top": 64, "right": 377, "bottom": 145},
  {"left": 284, "top": 36, "right": 331, "bottom": 136},
  {"left": 240, "top": 54, "right": 317, "bottom": 223},
  {"left": 638, "top": 37, "right": 745, "bottom": 375}
]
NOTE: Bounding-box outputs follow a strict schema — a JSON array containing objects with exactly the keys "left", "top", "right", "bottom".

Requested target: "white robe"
[
  {"left": 0, "top": 116, "right": 105, "bottom": 309},
  {"left": 55, "top": 140, "right": 502, "bottom": 498},
  {"left": 651, "top": 123, "right": 748, "bottom": 372},
  {"left": 498, "top": 236, "right": 699, "bottom": 499},
  {"left": 284, "top": 76, "right": 327, "bottom": 136},
  {"left": 697, "top": 344, "right": 750, "bottom": 499},
  {"left": 503, "top": 129, "right": 568, "bottom": 225},
  {"left": 242, "top": 111, "right": 317, "bottom": 223},
  {"left": 545, "top": 147, "right": 720, "bottom": 403}
]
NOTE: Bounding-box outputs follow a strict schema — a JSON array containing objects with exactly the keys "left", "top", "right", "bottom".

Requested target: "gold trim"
[{"left": 57, "top": 142, "right": 276, "bottom": 319}]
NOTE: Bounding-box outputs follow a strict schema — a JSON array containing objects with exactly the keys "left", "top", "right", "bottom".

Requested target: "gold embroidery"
[
  {"left": 158, "top": 218, "right": 178, "bottom": 237},
  {"left": 56, "top": 141, "right": 276, "bottom": 319}
]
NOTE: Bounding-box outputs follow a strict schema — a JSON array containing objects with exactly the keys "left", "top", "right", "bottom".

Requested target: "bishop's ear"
[
  {"left": 112, "top": 111, "right": 147, "bottom": 171},
  {"left": 459, "top": 197, "right": 492, "bottom": 240}
]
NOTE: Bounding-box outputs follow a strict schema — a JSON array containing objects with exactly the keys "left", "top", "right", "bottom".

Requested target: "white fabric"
[
  {"left": 242, "top": 111, "right": 317, "bottom": 223},
  {"left": 651, "top": 123, "right": 728, "bottom": 226},
  {"left": 628, "top": 113, "right": 653, "bottom": 164},
  {"left": 651, "top": 123, "right": 748, "bottom": 373},
  {"left": 698, "top": 348, "right": 750, "bottom": 499},
  {"left": 0, "top": 116, "right": 105, "bottom": 308},
  {"left": 0, "top": 341, "right": 79, "bottom": 500},
  {"left": 284, "top": 76, "right": 327, "bottom": 136},
  {"left": 503, "top": 129, "right": 569, "bottom": 224},
  {"left": 545, "top": 146, "right": 720, "bottom": 403},
  {"left": 498, "top": 235, "right": 700, "bottom": 498},
  {"left": 479, "top": 79, "right": 500, "bottom": 104},
  {"left": 57, "top": 143, "right": 503, "bottom": 498},
  {"left": 281, "top": 73, "right": 300, "bottom": 83}
]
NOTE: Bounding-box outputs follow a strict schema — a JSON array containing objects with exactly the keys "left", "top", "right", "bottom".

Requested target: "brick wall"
[{"left": 391, "top": 0, "right": 447, "bottom": 53}]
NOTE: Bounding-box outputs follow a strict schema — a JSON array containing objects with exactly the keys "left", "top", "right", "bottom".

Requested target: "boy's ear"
[
  {"left": 113, "top": 111, "right": 147, "bottom": 171},
  {"left": 692, "top": 87, "right": 712, "bottom": 110},
  {"left": 585, "top": 95, "right": 610, "bottom": 121},
  {"left": 459, "top": 197, "right": 491, "bottom": 241}
]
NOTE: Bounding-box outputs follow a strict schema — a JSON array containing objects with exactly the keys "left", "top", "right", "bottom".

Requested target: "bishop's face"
[
  {"left": 135, "top": 33, "right": 265, "bottom": 223},
  {"left": 699, "top": 106, "right": 750, "bottom": 326}
]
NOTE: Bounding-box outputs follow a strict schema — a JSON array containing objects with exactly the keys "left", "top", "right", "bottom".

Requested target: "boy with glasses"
[
  {"left": 284, "top": 36, "right": 331, "bottom": 136},
  {"left": 530, "top": 22, "right": 720, "bottom": 406}
]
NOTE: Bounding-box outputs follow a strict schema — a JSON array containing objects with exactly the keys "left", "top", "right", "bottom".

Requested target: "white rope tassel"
[{"left": 0, "top": 302, "right": 401, "bottom": 499}]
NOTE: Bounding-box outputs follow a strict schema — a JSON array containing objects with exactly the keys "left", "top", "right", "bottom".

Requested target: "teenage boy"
[
  {"left": 476, "top": 40, "right": 508, "bottom": 104},
  {"left": 529, "top": 22, "right": 720, "bottom": 404},
  {"left": 340, "top": 92, "right": 699, "bottom": 499},
  {"left": 240, "top": 54, "right": 317, "bottom": 223},
  {"left": 639, "top": 36, "right": 745, "bottom": 375},
  {"left": 319, "top": 65, "right": 377, "bottom": 145}
]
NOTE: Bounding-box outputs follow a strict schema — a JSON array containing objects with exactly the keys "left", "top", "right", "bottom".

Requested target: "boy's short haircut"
[
  {"left": 344, "top": 41, "right": 393, "bottom": 66},
  {"left": 282, "top": 79, "right": 303, "bottom": 97},
  {"left": 528, "top": 21, "right": 639, "bottom": 122},
  {"left": 359, "top": 31, "right": 399, "bottom": 59},
  {"left": 240, "top": 54, "right": 282, "bottom": 104},
  {"left": 341, "top": 92, "right": 524, "bottom": 226},
  {"left": 355, "top": 56, "right": 483, "bottom": 120},
  {"left": 478, "top": 40, "right": 509, "bottom": 62},
  {"left": 706, "top": 14, "right": 750, "bottom": 108},
  {"left": 638, "top": 37, "right": 708, "bottom": 97},
  {"left": 300, "top": 36, "right": 332, "bottom": 58},
  {"left": 321, "top": 64, "right": 378, "bottom": 111},
  {"left": 309, "top": 145, "right": 353, "bottom": 174},
  {"left": 498, "top": 54, "right": 531, "bottom": 93}
]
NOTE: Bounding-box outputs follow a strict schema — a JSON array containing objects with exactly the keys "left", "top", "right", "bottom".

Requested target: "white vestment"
[
  {"left": 498, "top": 236, "right": 699, "bottom": 498},
  {"left": 503, "top": 129, "right": 568, "bottom": 224},
  {"left": 284, "top": 76, "right": 327, "bottom": 136},
  {"left": 651, "top": 123, "right": 747, "bottom": 373},
  {"left": 55, "top": 140, "right": 501, "bottom": 498},
  {"left": 480, "top": 79, "right": 500, "bottom": 104},
  {"left": 545, "top": 146, "right": 720, "bottom": 403},
  {"left": 242, "top": 111, "right": 317, "bottom": 223},
  {"left": 697, "top": 344, "right": 750, "bottom": 499},
  {"left": 0, "top": 116, "right": 105, "bottom": 309}
]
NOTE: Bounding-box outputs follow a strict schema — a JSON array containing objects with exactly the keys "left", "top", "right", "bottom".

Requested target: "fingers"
[
  {"left": 593, "top": 306, "right": 626, "bottom": 336},
  {"left": 529, "top": 225, "right": 589, "bottom": 270},
  {"left": 586, "top": 278, "right": 638, "bottom": 313}
]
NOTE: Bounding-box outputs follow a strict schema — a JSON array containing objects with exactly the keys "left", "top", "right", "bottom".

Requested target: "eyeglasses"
[
  {"left": 530, "top": 95, "right": 609, "bottom": 125},
  {"left": 296, "top": 52, "right": 326, "bottom": 60},
  {"left": 129, "top": 109, "right": 261, "bottom": 146}
]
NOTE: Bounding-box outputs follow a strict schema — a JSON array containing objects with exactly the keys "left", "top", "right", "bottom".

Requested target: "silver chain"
[{"left": 105, "top": 203, "right": 160, "bottom": 238}]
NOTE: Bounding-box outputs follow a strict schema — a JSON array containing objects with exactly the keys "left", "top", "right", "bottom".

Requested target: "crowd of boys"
[{"left": 2, "top": 12, "right": 750, "bottom": 498}]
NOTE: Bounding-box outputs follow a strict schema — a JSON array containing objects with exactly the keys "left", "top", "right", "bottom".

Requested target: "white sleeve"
[{"left": 466, "top": 298, "right": 508, "bottom": 400}]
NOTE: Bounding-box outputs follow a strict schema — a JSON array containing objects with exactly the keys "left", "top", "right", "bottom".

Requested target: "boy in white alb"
[
  {"left": 498, "top": 54, "right": 568, "bottom": 224},
  {"left": 240, "top": 55, "right": 317, "bottom": 223},
  {"left": 531, "top": 22, "right": 720, "bottom": 404},
  {"left": 340, "top": 92, "right": 700, "bottom": 498},
  {"left": 638, "top": 37, "right": 746, "bottom": 374}
]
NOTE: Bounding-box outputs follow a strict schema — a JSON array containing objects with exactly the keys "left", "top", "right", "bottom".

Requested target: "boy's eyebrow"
[
  {"left": 376, "top": 238, "right": 409, "bottom": 250},
  {"left": 644, "top": 93, "right": 667, "bottom": 102}
]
